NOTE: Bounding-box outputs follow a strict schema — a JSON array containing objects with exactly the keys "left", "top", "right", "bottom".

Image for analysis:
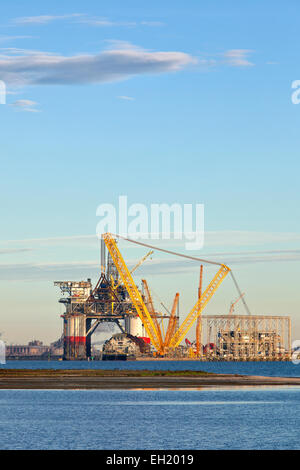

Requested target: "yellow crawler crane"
[
  {"left": 168, "top": 264, "right": 230, "bottom": 350},
  {"left": 103, "top": 232, "right": 230, "bottom": 355},
  {"left": 110, "top": 250, "right": 153, "bottom": 314},
  {"left": 142, "top": 279, "right": 163, "bottom": 348},
  {"left": 103, "top": 233, "right": 163, "bottom": 352}
]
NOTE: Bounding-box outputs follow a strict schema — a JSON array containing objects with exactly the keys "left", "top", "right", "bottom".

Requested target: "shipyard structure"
[
  {"left": 54, "top": 233, "right": 291, "bottom": 361},
  {"left": 200, "top": 315, "right": 291, "bottom": 360}
]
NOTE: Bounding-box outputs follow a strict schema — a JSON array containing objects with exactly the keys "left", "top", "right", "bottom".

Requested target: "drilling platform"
[{"left": 55, "top": 235, "right": 174, "bottom": 360}]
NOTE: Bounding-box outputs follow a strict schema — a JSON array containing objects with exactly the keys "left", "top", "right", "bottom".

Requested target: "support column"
[
  {"left": 63, "top": 315, "right": 87, "bottom": 360},
  {"left": 86, "top": 318, "right": 92, "bottom": 358}
]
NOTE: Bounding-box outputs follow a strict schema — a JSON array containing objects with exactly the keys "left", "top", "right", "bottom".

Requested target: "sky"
[{"left": 0, "top": 0, "right": 299, "bottom": 345}]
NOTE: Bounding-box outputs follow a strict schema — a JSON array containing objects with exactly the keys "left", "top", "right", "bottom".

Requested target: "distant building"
[{"left": 6, "top": 340, "right": 50, "bottom": 358}]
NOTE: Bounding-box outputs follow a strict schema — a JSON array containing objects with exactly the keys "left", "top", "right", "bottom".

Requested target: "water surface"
[{"left": 0, "top": 388, "right": 299, "bottom": 449}]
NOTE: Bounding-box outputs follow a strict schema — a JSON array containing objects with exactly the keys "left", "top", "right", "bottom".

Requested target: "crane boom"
[
  {"left": 142, "top": 279, "right": 163, "bottom": 348},
  {"left": 229, "top": 292, "right": 245, "bottom": 316},
  {"left": 113, "top": 250, "right": 153, "bottom": 289},
  {"left": 226, "top": 292, "right": 245, "bottom": 329},
  {"left": 168, "top": 264, "right": 230, "bottom": 349},
  {"left": 131, "top": 251, "right": 153, "bottom": 275},
  {"left": 195, "top": 265, "right": 203, "bottom": 356},
  {"left": 102, "top": 233, "right": 162, "bottom": 351},
  {"left": 163, "top": 293, "right": 179, "bottom": 350}
]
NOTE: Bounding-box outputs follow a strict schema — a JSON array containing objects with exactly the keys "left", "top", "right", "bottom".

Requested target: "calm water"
[
  {"left": 3, "top": 360, "right": 300, "bottom": 377},
  {"left": 0, "top": 388, "right": 299, "bottom": 449}
]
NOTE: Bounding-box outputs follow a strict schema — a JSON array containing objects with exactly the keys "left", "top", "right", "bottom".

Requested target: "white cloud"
[
  {"left": 0, "top": 36, "right": 33, "bottom": 43},
  {"left": 14, "top": 14, "right": 85, "bottom": 25},
  {"left": 104, "top": 40, "right": 144, "bottom": 51},
  {"left": 223, "top": 49, "right": 254, "bottom": 67},
  {"left": 0, "top": 229, "right": 300, "bottom": 281},
  {"left": 79, "top": 17, "right": 136, "bottom": 27},
  {"left": 80, "top": 18, "right": 165, "bottom": 27},
  {"left": 117, "top": 95, "right": 135, "bottom": 101},
  {"left": 11, "top": 99, "right": 37, "bottom": 106},
  {"left": 13, "top": 14, "right": 164, "bottom": 28},
  {"left": 18, "top": 107, "right": 40, "bottom": 112},
  {"left": 2, "top": 231, "right": 300, "bottom": 249},
  {"left": 0, "top": 261, "right": 99, "bottom": 281},
  {"left": 0, "top": 247, "right": 300, "bottom": 281},
  {"left": 0, "top": 45, "right": 197, "bottom": 87},
  {"left": 141, "top": 21, "right": 164, "bottom": 27},
  {"left": 0, "top": 248, "right": 33, "bottom": 255},
  {"left": 0, "top": 234, "right": 96, "bottom": 247},
  {"left": 10, "top": 99, "right": 39, "bottom": 112}
]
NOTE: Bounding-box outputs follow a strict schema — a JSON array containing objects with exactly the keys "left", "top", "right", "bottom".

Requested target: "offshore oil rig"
[{"left": 54, "top": 233, "right": 291, "bottom": 361}]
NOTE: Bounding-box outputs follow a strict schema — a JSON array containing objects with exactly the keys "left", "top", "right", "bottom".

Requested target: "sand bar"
[{"left": 0, "top": 369, "right": 300, "bottom": 389}]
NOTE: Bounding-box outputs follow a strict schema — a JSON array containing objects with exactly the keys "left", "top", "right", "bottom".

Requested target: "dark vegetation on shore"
[{"left": 0, "top": 369, "right": 219, "bottom": 378}]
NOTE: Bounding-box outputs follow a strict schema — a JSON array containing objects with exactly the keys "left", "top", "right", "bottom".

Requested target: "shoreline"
[{"left": 1, "top": 369, "right": 300, "bottom": 389}]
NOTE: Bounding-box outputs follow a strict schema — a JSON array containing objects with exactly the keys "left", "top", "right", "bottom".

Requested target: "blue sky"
[{"left": 0, "top": 0, "right": 300, "bottom": 344}]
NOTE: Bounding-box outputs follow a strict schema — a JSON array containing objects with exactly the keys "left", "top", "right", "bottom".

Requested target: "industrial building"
[
  {"left": 54, "top": 233, "right": 292, "bottom": 361},
  {"left": 6, "top": 340, "right": 50, "bottom": 359},
  {"left": 5, "top": 339, "right": 64, "bottom": 360}
]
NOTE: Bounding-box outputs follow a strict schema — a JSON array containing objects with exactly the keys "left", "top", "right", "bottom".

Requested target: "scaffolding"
[{"left": 201, "top": 315, "right": 291, "bottom": 361}]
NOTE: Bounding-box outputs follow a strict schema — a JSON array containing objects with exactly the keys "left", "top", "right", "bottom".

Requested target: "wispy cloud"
[
  {"left": 0, "top": 234, "right": 96, "bottom": 248},
  {"left": 104, "top": 40, "right": 144, "bottom": 51},
  {"left": 79, "top": 17, "right": 165, "bottom": 27},
  {"left": 13, "top": 14, "right": 85, "bottom": 25},
  {"left": 1, "top": 231, "right": 300, "bottom": 249},
  {"left": 13, "top": 14, "right": 164, "bottom": 28},
  {"left": 141, "top": 21, "right": 164, "bottom": 27},
  {"left": 0, "top": 248, "right": 300, "bottom": 281},
  {"left": 78, "top": 17, "right": 136, "bottom": 27},
  {"left": 223, "top": 49, "right": 254, "bottom": 67},
  {"left": 10, "top": 99, "right": 39, "bottom": 112},
  {"left": 0, "top": 44, "right": 196, "bottom": 87},
  {"left": 139, "top": 251, "right": 300, "bottom": 276},
  {"left": 117, "top": 95, "right": 135, "bottom": 101},
  {"left": 0, "top": 35, "right": 34, "bottom": 43},
  {"left": 0, "top": 248, "right": 33, "bottom": 255},
  {"left": 0, "top": 261, "right": 99, "bottom": 281},
  {"left": 1, "top": 230, "right": 300, "bottom": 282},
  {"left": 5, "top": 90, "right": 19, "bottom": 95}
]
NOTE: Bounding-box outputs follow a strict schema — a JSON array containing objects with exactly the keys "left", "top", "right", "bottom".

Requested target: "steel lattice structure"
[{"left": 200, "top": 315, "right": 291, "bottom": 360}]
